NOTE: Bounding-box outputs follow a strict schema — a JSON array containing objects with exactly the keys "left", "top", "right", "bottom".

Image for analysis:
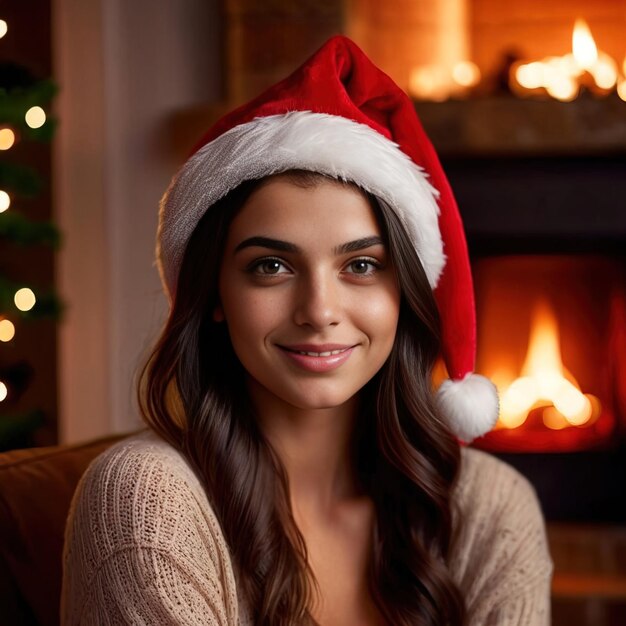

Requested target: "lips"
[
  {"left": 277, "top": 343, "right": 356, "bottom": 373},
  {"left": 281, "top": 343, "right": 353, "bottom": 356}
]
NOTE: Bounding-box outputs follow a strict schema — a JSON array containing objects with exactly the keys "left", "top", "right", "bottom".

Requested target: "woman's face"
[{"left": 217, "top": 176, "right": 401, "bottom": 413}]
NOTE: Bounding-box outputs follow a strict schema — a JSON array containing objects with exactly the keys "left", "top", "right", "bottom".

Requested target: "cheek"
[
  {"left": 357, "top": 286, "right": 400, "bottom": 344},
  {"left": 220, "top": 285, "right": 283, "bottom": 344}
]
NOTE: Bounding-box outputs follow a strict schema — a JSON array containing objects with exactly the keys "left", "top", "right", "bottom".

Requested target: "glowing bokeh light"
[
  {"left": 546, "top": 75, "right": 578, "bottom": 101},
  {"left": 25, "top": 106, "right": 46, "bottom": 129},
  {"left": 590, "top": 54, "right": 618, "bottom": 89},
  {"left": 409, "top": 66, "right": 450, "bottom": 101},
  {"left": 0, "top": 20, "right": 7, "bottom": 39},
  {"left": 516, "top": 62, "right": 545, "bottom": 90},
  {"left": 452, "top": 61, "right": 481, "bottom": 87},
  {"left": 0, "top": 319, "right": 16, "bottom": 342},
  {"left": 14, "top": 287, "right": 36, "bottom": 312},
  {"left": 0, "top": 128, "right": 15, "bottom": 150},
  {"left": 0, "top": 381, "right": 7, "bottom": 402},
  {"left": 0, "top": 190, "right": 10, "bottom": 212}
]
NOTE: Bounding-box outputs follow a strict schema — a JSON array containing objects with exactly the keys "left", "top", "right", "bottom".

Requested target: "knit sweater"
[{"left": 61, "top": 430, "right": 553, "bottom": 625}]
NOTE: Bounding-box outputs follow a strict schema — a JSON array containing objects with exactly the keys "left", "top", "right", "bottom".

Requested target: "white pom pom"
[{"left": 437, "top": 373, "right": 499, "bottom": 443}]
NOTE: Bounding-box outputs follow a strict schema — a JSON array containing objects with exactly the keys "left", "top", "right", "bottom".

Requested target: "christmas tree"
[{"left": 0, "top": 16, "right": 62, "bottom": 451}]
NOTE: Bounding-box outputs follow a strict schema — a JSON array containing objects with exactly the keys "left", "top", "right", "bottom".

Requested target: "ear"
[{"left": 213, "top": 304, "right": 225, "bottom": 322}]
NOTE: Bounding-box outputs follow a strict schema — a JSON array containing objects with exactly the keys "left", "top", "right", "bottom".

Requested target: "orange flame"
[
  {"left": 512, "top": 17, "right": 619, "bottom": 99},
  {"left": 572, "top": 18, "right": 598, "bottom": 69},
  {"left": 496, "top": 299, "right": 601, "bottom": 430}
]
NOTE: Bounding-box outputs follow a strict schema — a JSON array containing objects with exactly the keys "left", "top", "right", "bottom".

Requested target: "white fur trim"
[
  {"left": 157, "top": 111, "right": 445, "bottom": 300},
  {"left": 437, "top": 374, "right": 499, "bottom": 443}
]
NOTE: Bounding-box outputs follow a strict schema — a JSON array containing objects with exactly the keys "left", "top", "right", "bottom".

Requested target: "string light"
[
  {"left": 0, "top": 319, "right": 16, "bottom": 342},
  {"left": 0, "top": 20, "right": 7, "bottom": 39},
  {"left": 25, "top": 106, "right": 46, "bottom": 129},
  {"left": 0, "top": 382, "right": 7, "bottom": 402},
  {"left": 452, "top": 61, "right": 481, "bottom": 88},
  {"left": 14, "top": 287, "right": 36, "bottom": 312},
  {"left": 0, "top": 128, "right": 15, "bottom": 150},
  {"left": 0, "top": 190, "right": 10, "bottom": 212}
]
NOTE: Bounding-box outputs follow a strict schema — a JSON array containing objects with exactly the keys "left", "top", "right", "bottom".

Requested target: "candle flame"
[
  {"left": 498, "top": 299, "right": 600, "bottom": 430},
  {"left": 572, "top": 18, "right": 598, "bottom": 69}
]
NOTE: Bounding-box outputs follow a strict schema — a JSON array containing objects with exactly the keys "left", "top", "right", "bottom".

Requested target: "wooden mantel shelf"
[
  {"left": 414, "top": 95, "right": 626, "bottom": 158},
  {"left": 165, "top": 96, "right": 626, "bottom": 162}
]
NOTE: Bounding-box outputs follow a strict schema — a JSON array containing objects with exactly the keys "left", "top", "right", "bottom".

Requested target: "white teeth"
[{"left": 298, "top": 349, "right": 345, "bottom": 357}]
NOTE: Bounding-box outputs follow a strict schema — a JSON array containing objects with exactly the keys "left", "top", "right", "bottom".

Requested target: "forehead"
[{"left": 227, "top": 177, "right": 382, "bottom": 243}]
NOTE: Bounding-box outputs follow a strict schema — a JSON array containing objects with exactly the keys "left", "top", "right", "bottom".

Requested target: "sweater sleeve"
[
  {"left": 450, "top": 448, "right": 553, "bottom": 626},
  {"left": 73, "top": 546, "right": 231, "bottom": 625},
  {"left": 61, "top": 433, "right": 240, "bottom": 626}
]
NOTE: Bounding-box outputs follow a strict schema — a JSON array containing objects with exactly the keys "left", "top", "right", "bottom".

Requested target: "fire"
[
  {"left": 497, "top": 299, "right": 601, "bottom": 430},
  {"left": 512, "top": 18, "right": 620, "bottom": 100},
  {"left": 572, "top": 18, "right": 598, "bottom": 69}
]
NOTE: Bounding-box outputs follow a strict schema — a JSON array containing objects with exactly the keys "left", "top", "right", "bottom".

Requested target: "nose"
[{"left": 292, "top": 270, "right": 341, "bottom": 330}]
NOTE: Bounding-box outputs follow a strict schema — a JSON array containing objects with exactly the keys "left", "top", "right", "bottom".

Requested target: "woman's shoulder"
[
  {"left": 76, "top": 430, "right": 206, "bottom": 521},
  {"left": 453, "top": 445, "right": 548, "bottom": 549},
  {"left": 450, "top": 446, "right": 553, "bottom": 622},
  {"left": 79, "top": 429, "right": 202, "bottom": 495},
  {"left": 63, "top": 430, "right": 241, "bottom": 624},
  {"left": 455, "top": 445, "right": 537, "bottom": 507},
  {"left": 65, "top": 429, "right": 228, "bottom": 564}
]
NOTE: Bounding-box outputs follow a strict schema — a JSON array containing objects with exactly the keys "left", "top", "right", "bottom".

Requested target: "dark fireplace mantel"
[
  {"left": 414, "top": 95, "right": 626, "bottom": 252},
  {"left": 414, "top": 95, "right": 626, "bottom": 158}
]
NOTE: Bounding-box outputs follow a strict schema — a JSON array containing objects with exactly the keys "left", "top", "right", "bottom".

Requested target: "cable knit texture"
[{"left": 61, "top": 431, "right": 552, "bottom": 625}]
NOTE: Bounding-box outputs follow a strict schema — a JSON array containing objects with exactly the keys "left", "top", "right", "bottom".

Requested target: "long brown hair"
[{"left": 138, "top": 171, "right": 465, "bottom": 624}]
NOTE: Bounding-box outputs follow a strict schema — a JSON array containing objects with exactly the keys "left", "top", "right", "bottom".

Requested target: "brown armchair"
[{"left": 0, "top": 434, "right": 127, "bottom": 626}]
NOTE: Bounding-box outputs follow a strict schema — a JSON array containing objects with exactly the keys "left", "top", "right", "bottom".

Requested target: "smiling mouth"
[
  {"left": 278, "top": 344, "right": 355, "bottom": 357},
  {"left": 287, "top": 348, "right": 349, "bottom": 357},
  {"left": 276, "top": 344, "right": 357, "bottom": 372}
]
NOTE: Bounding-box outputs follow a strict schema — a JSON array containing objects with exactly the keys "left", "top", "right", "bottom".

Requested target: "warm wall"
[
  {"left": 224, "top": 0, "right": 343, "bottom": 103},
  {"left": 53, "top": 0, "right": 221, "bottom": 443},
  {"left": 347, "top": 0, "right": 470, "bottom": 94}
]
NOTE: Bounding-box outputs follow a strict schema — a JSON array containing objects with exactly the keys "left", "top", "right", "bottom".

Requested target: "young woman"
[{"left": 62, "top": 36, "right": 552, "bottom": 625}]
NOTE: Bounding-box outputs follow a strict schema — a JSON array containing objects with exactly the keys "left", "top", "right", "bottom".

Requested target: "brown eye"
[
  {"left": 248, "top": 257, "right": 290, "bottom": 276},
  {"left": 260, "top": 260, "right": 282, "bottom": 274},
  {"left": 347, "top": 258, "right": 380, "bottom": 275},
  {"left": 351, "top": 260, "right": 370, "bottom": 273}
]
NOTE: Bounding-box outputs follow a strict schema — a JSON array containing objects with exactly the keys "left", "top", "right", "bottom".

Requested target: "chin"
[
  {"left": 282, "top": 384, "right": 361, "bottom": 411},
  {"left": 291, "top": 397, "right": 352, "bottom": 411}
]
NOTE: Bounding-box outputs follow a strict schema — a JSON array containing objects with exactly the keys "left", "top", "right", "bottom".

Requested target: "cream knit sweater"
[{"left": 61, "top": 430, "right": 553, "bottom": 625}]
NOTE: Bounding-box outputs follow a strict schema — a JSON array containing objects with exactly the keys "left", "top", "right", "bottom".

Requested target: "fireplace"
[
  {"left": 424, "top": 140, "right": 626, "bottom": 524},
  {"left": 474, "top": 255, "right": 624, "bottom": 454},
  {"left": 468, "top": 244, "right": 626, "bottom": 525}
]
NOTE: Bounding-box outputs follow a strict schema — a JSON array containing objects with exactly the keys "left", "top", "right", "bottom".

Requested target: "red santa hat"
[{"left": 157, "top": 35, "right": 499, "bottom": 442}]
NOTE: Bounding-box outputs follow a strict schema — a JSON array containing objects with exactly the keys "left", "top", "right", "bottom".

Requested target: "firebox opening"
[{"left": 471, "top": 254, "right": 624, "bottom": 454}]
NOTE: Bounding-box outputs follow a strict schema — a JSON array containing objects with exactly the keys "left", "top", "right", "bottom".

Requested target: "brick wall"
[{"left": 223, "top": 0, "right": 344, "bottom": 103}]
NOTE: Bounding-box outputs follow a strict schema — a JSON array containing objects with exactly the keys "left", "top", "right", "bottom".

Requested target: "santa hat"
[{"left": 157, "top": 35, "right": 498, "bottom": 443}]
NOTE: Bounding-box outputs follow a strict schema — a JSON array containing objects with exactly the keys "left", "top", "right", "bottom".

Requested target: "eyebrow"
[
  {"left": 234, "top": 236, "right": 299, "bottom": 253},
  {"left": 334, "top": 236, "right": 384, "bottom": 255},
  {"left": 234, "top": 235, "right": 384, "bottom": 255}
]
